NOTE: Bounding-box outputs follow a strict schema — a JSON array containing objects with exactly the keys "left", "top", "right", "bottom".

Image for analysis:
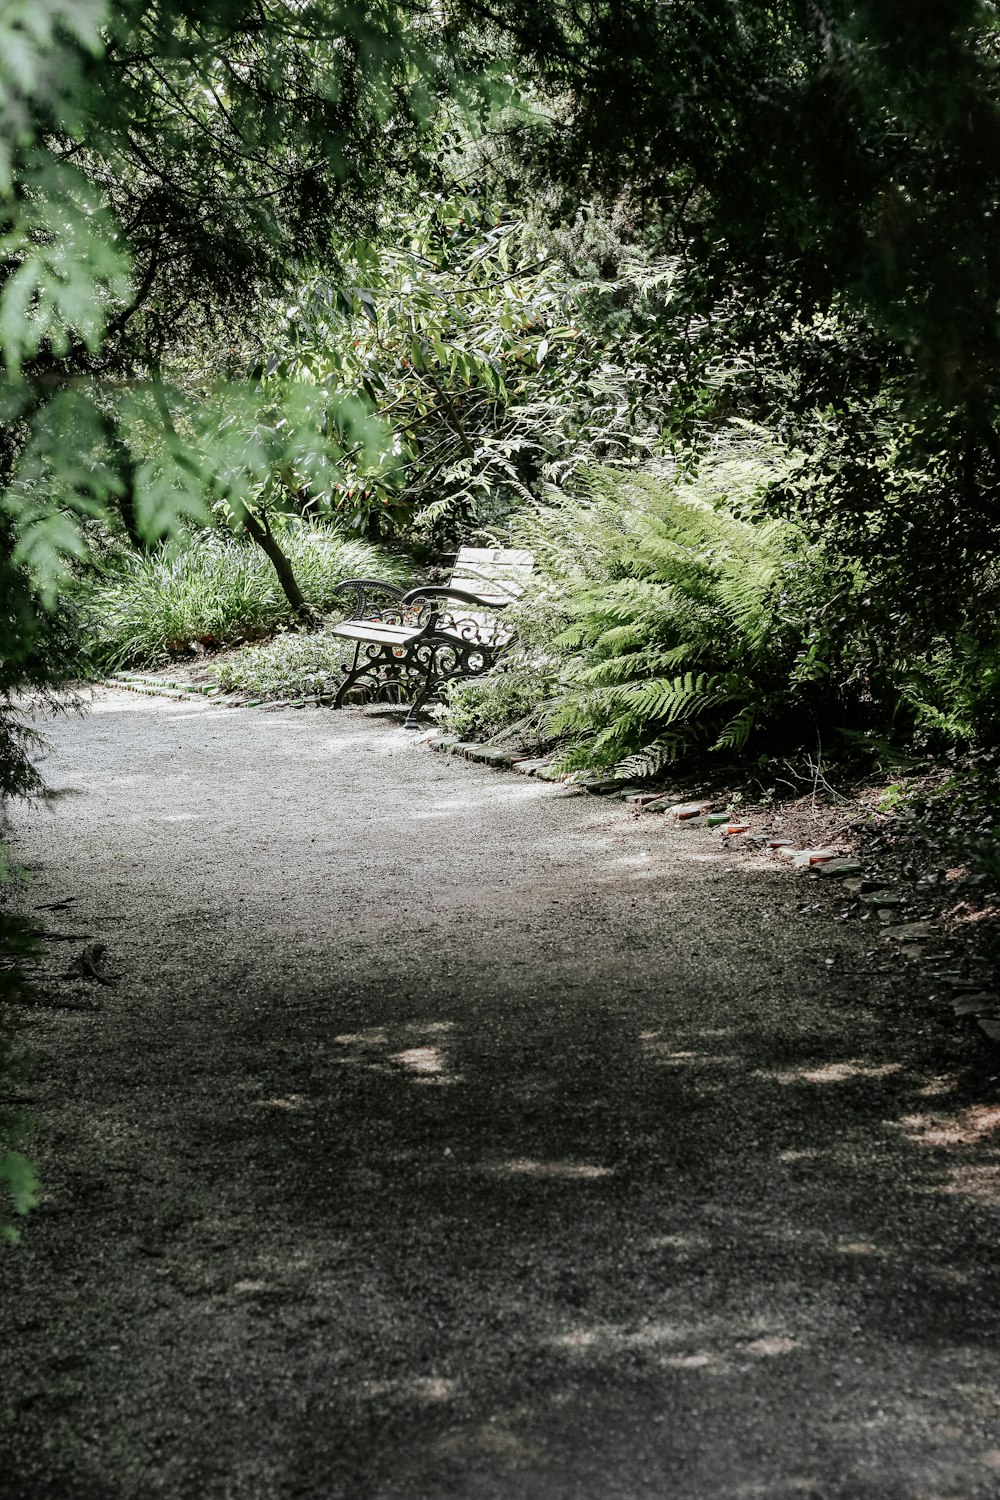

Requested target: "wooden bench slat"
[
  {"left": 330, "top": 622, "right": 425, "bottom": 644},
  {"left": 450, "top": 547, "right": 534, "bottom": 603},
  {"left": 455, "top": 546, "right": 533, "bottom": 569}
]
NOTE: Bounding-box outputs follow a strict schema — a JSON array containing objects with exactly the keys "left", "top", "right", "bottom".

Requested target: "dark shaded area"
[{"left": 2, "top": 695, "right": 999, "bottom": 1499}]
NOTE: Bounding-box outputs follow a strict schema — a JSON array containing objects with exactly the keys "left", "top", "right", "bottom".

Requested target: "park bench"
[{"left": 328, "top": 546, "right": 534, "bottom": 726}]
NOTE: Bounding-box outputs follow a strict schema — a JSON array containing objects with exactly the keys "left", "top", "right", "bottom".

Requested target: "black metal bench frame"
[{"left": 328, "top": 550, "right": 531, "bottom": 727}]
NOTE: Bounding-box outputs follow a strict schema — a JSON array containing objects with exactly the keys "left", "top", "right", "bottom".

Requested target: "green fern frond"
[
  {"left": 579, "top": 645, "right": 694, "bottom": 686},
  {"left": 711, "top": 703, "right": 758, "bottom": 751},
  {"left": 619, "top": 671, "right": 727, "bottom": 726},
  {"left": 613, "top": 737, "right": 686, "bottom": 778}
]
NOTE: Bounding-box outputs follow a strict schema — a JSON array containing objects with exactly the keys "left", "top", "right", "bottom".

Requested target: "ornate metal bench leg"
[
  {"left": 333, "top": 663, "right": 366, "bottom": 708},
  {"left": 402, "top": 646, "right": 440, "bottom": 729},
  {"left": 330, "top": 642, "right": 362, "bottom": 709},
  {"left": 402, "top": 695, "right": 432, "bottom": 729},
  {"left": 334, "top": 643, "right": 394, "bottom": 708},
  {"left": 402, "top": 639, "right": 496, "bottom": 728}
]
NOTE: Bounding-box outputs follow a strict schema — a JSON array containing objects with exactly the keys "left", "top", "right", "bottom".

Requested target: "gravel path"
[{"left": 2, "top": 690, "right": 999, "bottom": 1500}]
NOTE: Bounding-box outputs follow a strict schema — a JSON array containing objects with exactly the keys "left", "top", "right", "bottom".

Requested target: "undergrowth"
[
  {"left": 442, "top": 430, "right": 1000, "bottom": 779},
  {"left": 208, "top": 629, "right": 359, "bottom": 700},
  {"left": 443, "top": 434, "right": 861, "bottom": 770},
  {"left": 78, "top": 524, "right": 411, "bottom": 672}
]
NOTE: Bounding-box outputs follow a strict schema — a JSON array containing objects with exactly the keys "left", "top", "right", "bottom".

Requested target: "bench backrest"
[{"left": 448, "top": 547, "right": 534, "bottom": 605}]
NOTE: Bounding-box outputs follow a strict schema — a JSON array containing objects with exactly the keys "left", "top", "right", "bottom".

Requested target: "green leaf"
[{"left": 0, "top": 1150, "right": 39, "bottom": 1220}]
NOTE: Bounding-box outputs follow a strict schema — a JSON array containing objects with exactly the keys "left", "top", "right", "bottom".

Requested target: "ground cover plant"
[
  {"left": 206, "top": 629, "right": 365, "bottom": 701},
  {"left": 78, "top": 524, "right": 411, "bottom": 672}
]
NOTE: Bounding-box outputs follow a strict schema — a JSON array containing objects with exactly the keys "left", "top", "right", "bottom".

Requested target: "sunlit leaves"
[
  {"left": 0, "top": 0, "right": 106, "bottom": 191},
  {"left": 278, "top": 190, "right": 672, "bottom": 541},
  {"left": 0, "top": 157, "right": 131, "bottom": 374}
]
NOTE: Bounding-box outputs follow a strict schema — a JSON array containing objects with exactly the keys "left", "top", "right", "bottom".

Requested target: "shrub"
[
  {"left": 77, "top": 524, "right": 412, "bottom": 672},
  {"left": 208, "top": 629, "right": 360, "bottom": 700},
  {"left": 441, "top": 433, "right": 866, "bottom": 771}
]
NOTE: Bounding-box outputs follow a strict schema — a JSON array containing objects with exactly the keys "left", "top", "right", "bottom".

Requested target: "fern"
[
  {"left": 712, "top": 703, "right": 759, "bottom": 751},
  {"left": 439, "top": 428, "right": 857, "bottom": 769}
]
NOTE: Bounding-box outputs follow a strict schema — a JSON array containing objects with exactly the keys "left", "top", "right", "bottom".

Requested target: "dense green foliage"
[
  {"left": 462, "top": 2, "right": 1000, "bottom": 614},
  {"left": 440, "top": 437, "right": 850, "bottom": 764},
  {"left": 443, "top": 432, "right": 1000, "bottom": 774},
  {"left": 79, "top": 526, "right": 410, "bottom": 671},
  {"left": 277, "top": 189, "right": 676, "bottom": 547}
]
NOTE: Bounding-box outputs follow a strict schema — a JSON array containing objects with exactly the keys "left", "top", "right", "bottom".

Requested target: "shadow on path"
[{"left": 2, "top": 695, "right": 999, "bottom": 1499}]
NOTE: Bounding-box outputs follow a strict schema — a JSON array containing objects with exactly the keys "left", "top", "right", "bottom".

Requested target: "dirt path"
[{"left": 2, "top": 690, "right": 999, "bottom": 1500}]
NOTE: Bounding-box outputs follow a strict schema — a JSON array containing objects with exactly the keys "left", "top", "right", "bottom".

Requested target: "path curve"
[{"left": 2, "top": 691, "right": 999, "bottom": 1500}]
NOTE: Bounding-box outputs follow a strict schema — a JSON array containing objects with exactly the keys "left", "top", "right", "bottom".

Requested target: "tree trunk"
[{"left": 241, "top": 508, "right": 308, "bottom": 615}]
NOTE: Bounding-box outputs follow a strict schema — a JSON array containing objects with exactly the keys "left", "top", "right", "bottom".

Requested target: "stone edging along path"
[
  {"left": 105, "top": 671, "right": 333, "bottom": 710},
  {"left": 102, "top": 673, "right": 1000, "bottom": 1045}
]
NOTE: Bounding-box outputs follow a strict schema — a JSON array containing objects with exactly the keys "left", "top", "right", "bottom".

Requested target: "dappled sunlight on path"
[{"left": 4, "top": 693, "right": 1000, "bottom": 1500}]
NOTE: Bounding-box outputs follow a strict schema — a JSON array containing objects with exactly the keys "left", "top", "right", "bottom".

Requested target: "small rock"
[
  {"left": 953, "top": 993, "right": 1000, "bottom": 1017},
  {"left": 667, "top": 800, "right": 715, "bottom": 820},
  {"left": 978, "top": 1016, "right": 1000, "bottom": 1042},
  {"left": 883, "top": 922, "right": 933, "bottom": 944}
]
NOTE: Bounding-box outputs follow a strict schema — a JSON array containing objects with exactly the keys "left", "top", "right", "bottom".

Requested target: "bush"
[
  {"left": 207, "top": 629, "right": 361, "bottom": 700},
  {"left": 77, "top": 524, "right": 412, "bottom": 672},
  {"left": 440, "top": 433, "right": 866, "bottom": 771}
]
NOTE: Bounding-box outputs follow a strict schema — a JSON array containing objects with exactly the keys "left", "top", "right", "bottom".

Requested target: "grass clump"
[{"left": 79, "top": 524, "right": 411, "bottom": 672}]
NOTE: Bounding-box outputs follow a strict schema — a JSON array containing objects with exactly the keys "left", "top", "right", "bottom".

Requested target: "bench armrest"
[
  {"left": 331, "top": 577, "right": 409, "bottom": 618},
  {"left": 400, "top": 585, "right": 514, "bottom": 648}
]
